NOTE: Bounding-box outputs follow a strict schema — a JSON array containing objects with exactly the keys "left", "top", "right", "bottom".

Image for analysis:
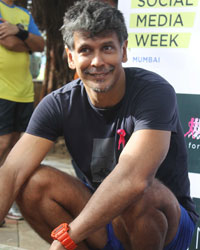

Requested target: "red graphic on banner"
[{"left": 184, "top": 118, "right": 200, "bottom": 140}]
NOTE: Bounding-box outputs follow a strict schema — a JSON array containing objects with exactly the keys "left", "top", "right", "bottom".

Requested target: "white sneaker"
[{"left": 6, "top": 202, "right": 23, "bottom": 220}]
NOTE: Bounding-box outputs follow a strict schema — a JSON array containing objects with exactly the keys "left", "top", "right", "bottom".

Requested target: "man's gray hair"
[{"left": 61, "top": 0, "right": 128, "bottom": 50}]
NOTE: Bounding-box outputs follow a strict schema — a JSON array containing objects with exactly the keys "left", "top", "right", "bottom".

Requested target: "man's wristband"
[
  {"left": 15, "top": 23, "right": 29, "bottom": 41},
  {"left": 51, "top": 223, "right": 77, "bottom": 250}
]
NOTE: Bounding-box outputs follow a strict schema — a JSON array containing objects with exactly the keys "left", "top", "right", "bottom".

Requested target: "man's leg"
[
  {"left": 16, "top": 165, "right": 108, "bottom": 250},
  {"left": 16, "top": 166, "right": 190, "bottom": 250},
  {"left": 0, "top": 99, "right": 33, "bottom": 221},
  {"left": 0, "top": 132, "right": 21, "bottom": 166},
  {"left": 0, "top": 99, "right": 19, "bottom": 165},
  {"left": 0, "top": 133, "right": 23, "bottom": 221},
  {"left": 113, "top": 179, "right": 186, "bottom": 250},
  {"left": 0, "top": 99, "right": 32, "bottom": 165},
  {"left": 0, "top": 99, "right": 22, "bottom": 224}
]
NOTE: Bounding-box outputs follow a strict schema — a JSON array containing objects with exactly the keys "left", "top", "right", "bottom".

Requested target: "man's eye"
[
  {"left": 104, "top": 46, "right": 113, "bottom": 52},
  {"left": 80, "top": 48, "right": 90, "bottom": 53}
]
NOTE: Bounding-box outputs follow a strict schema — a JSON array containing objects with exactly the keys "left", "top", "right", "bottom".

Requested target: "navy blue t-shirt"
[{"left": 26, "top": 67, "right": 199, "bottom": 223}]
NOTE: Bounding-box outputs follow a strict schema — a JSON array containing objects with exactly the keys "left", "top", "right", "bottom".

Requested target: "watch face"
[
  {"left": 17, "top": 23, "right": 25, "bottom": 30},
  {"left": 54, "top": 224, "right": 63, "bottom": 233}
]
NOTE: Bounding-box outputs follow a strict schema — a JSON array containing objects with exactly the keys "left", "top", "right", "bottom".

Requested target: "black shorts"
[{"left": 0, "top": 99, "right": 34, "bottom": 135}]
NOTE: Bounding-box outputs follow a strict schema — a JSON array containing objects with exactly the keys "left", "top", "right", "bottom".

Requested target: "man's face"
[{"left": 67, "top": 31, "right": 127, "bottom": 94}]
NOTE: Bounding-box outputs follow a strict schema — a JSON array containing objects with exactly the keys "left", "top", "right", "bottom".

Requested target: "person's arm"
[
  {"left": 0, "top": 133, "right": 54, "bottom": 222},
  {"left": 0, "top": 19, "right": 28, "bottom": 51},
  {"left": 0, "top": 18, "right": 44, "bottom": 52},
  {"left": 24, "top": 33, "right": 44, "bottom": 52},
  {"left": 50, "top": 129, "right": 171, "bottom": 249},
  {"left": 0, "top": 35, "right": 30, "bottom": 52}
]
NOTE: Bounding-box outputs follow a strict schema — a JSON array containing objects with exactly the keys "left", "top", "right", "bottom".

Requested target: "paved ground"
[{"left": 0, "top": 152, "right": 76, "bottom": 250}]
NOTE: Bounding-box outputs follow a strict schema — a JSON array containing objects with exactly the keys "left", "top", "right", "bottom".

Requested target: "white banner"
[{"left": 118, "top": 0, "right": 200, "bottom": 94}]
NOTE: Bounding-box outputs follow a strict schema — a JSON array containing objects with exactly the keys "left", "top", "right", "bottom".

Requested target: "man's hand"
[
  {"left": 49, "top": 240, "right": 65, "bottom": 250},
  {"left": 0, "top": 19, "right": 19, "bottom": 39}
]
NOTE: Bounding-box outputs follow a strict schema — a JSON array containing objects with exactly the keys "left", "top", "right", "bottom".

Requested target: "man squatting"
[{"left": 0, "top": 1, "right": 198, "bottom": 250}]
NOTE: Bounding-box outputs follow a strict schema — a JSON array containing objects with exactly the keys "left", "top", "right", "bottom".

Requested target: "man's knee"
[
  {"left": 124, "top": 179, "right": 180, "bottom": 222},
  {"left": 16, "top": 165, "right": 92, "bottom": 222},
  {"left": 17, "top": 165, "right": 48, "bottom": 205},
  {"left": 137, "top": 179, "right": 180, "bottom": 213},
  {"left": 16, "top": 165, "right": 82, "bottom": 206},
  {"left": 120, "top": 179, "right": 180, "bottom": 248}
]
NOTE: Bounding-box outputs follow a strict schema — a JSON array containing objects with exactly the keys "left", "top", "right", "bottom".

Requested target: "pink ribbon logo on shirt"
[{"left": 117, "top": 129, "right": 126, "bottom": 150}]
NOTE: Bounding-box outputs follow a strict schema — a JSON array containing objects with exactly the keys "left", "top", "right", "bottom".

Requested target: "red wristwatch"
[{"left": 51, "top": 223, "right": 77, "bottom": 250}]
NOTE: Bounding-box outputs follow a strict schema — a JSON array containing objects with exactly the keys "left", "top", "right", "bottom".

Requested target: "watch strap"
[
  {"left": 15, "top": 23, "right": 29, "bottom": 41},
  {"left": 51, "top": 223, "right": 77, "bottom": 250}
]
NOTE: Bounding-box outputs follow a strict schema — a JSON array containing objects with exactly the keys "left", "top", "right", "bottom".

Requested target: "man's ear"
[
  {"left": 122, "top": 40, "right": 128, "bottom": 63},
  {"left": 65, "top": 47, "right": 76, "bottom": 70}
]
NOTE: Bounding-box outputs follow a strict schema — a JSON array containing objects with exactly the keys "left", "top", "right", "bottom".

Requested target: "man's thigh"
[{"left": 0, "top": 99, "right": 33, "bottom": 135}]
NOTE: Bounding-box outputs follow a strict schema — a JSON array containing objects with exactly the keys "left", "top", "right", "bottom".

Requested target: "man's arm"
[
  {"left": 51, "top": 129, "right": 171, "bottom": 248},
  {"left": 0, "top": 19, "right": 28, "bottom": 51},
  {"left": 0, "top": 35, "right": 30, "bottom": 52},
  {"left": 0, "top": 19, "right": 44, "bottom": 52},
  {"left": 24, "top": 33, "right": 45, "bottom": 52},
  {"left": 0, "top": 133, "right": 54, "bottom": 222}
]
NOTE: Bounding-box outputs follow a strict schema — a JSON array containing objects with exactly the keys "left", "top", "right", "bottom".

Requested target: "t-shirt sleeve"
[
  {"left": 0, "top": 12, "right": 3, "bottom": 23},
  {"left": 26, "top": 93, "right": 63, "bottom": 141},
  {"left": 28, "top": 14, "right": 41, "bottom": 36},
  {"left": 133, "top": 82, "right": 178, "bottom": 133}
]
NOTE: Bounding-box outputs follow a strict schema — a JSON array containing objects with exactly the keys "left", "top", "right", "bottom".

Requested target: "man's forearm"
[
  {"left": 0, "top": 36, "right": 29, "bottom": 52},
  {"left": 68, "top": 163, "right": 147, "bottom": 244},
  {"left": 0, "top": 20, "right": 44, "bottom": 52},
  {"left": 24, "top": 33, "right": 45, "bottom": 52}
]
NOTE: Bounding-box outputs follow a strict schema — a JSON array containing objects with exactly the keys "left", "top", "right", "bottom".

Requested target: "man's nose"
[{"left": 91, "top": 52, "right": 104, "bottom": 67}]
